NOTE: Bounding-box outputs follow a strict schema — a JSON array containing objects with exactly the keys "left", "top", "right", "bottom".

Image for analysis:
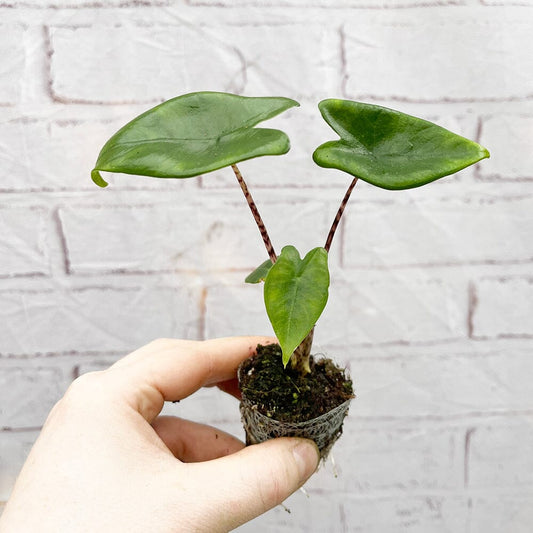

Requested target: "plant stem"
[
  {"left": 324, "top": 177, "right": 358, "bottom": 253},
  {"left": 289, "top": 178, "right": 358, "bottom": 375},
  {"left": 290, "top": 327, "right": 314, "bottom": 376},
  {"left": 232, "top": 164, "right": 277, "bottom": 264}
]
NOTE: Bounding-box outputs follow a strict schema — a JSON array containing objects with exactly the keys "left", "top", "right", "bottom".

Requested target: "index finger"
[{"left": 108, "top": 336, "right": 276, "bottom": 421}]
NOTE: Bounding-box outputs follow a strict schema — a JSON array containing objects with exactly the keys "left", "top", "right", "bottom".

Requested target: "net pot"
[{"left": 239, "top": 396, "right": 352, "bottom": 460}]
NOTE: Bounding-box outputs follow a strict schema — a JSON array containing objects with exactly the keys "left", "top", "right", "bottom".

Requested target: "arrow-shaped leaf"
[
  {"left": 264, "top": 246, "right": 329, "bottom": 366},
  {"left": 313, "top": 99, "right": 490, "bottom": 190},
  {"left": 92, "top": 92, "right": 299, "bottom": 187}
]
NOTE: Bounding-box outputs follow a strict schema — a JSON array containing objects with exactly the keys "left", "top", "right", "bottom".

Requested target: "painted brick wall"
[{"left": 0, "top": 1, "right": 532, "bottom": 531}]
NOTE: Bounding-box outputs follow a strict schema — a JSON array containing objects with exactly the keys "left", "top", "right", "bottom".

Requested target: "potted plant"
[{"left": 91, "top": 92, "right": 489, "bottom": 458}]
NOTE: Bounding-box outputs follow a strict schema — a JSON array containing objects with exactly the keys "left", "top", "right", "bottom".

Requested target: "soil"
[{"left": 238, "top": 343, "right": 354, "bottom": 423}]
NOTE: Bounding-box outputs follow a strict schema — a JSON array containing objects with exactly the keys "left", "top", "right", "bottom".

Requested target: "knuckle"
[
  {"left": 63, "top": 370, "right": 109, "bottom": 406},
  {"left": 68, "top": 370, "right": 105, "bottom": 393},
  {"left": 45, "top": 371, "right": 108, "bottom": 425},
  {"left": 147, "top": 337, "right": 176, "bottom": 350}
]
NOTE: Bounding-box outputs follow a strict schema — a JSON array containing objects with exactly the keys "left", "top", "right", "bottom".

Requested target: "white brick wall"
[
  {"left": 480, "top": 114, "right": 533, "bottom": 181},
  {"left": 0, "top": 25, "right": 25, "bottom": 105},
  {"left": 342, "top": 9, "right": 533, "bottom": 102},
  {"left": 472, "top": 277, "right": 533, "bottom": 339},
  {"left": 0, "top": 207, "right": 48, "bottom": 277},
  {"left": 49, "top": 24, "right": 245, "bottom": 103},
  {"left": 1, "top": 2, "right": 532, "bottom": 532},
  {"left": 0, "top": 286, "right": 203, "bottom": 356}
]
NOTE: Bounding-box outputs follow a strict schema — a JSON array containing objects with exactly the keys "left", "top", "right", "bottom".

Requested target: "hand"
[{"left": 0, "top": 337, "right": 319, "bottom": 532}]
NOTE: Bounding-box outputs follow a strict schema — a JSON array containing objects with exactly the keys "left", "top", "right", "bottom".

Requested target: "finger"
[
  {"left": 110, "top": 338, "right": 200, "bottom": 370},
  {"left": 214, "top": 378, "right": 242, "bottom": 399},
  {"left": 152, "top": 416, "right": 244, "bottom": 462},
  {"left": 111, "top": 336, "right": 276, "bottom": 421},
  {"left": 189, "top": 438, "right": 319, "bottom": 531}
]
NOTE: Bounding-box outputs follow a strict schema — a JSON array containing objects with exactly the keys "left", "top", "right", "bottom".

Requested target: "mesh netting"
[{"left": 240, "top": 398, "right": 352, "bottom": 460}]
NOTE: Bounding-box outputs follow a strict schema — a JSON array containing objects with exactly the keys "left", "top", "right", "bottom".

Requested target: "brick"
[
  {"left": 340, "top": 494, "right": 467, "bottom": 533},
  {"left": 196, "top": 0, "right": 457, "bottom": 3},
  {"left": 0, "top": 25, "right": 25, "bottom": 105},
  {"left": 322, "top": 275, "right": 468, "bottom": 346},
  {"left": 0, "top": 431, "right": 39, "bottom": 501},
  {"left": 468, "top": 419, "right": 533, "bottom": 488},
  {"left": 343, "top": 9, "right": 533, "bottom": 101},
  {"left": 60, "top": 204, "right": 208, "bottom": 274},
  {"left": 0, "top": 120, "right": 100, "bottom": 191},
  {"left": 49, "top": 120, "right": 126, "bottom": 190},
  {"left": 239, "top": 493, "right": 467, "bottom": 532},
  {"left": 190, "top": 0, "right": 457, "bottom": 4},
  {"left": 482, "top": 0, "right": 533, "bottom": 4},
  {"left": 0, "top": 286, "right": 202, "bottom": 356},
  {"left": 0, "top": 121, "right": 50, "bottom": 191},
  {"left": 0, "top": 208, "right": 48, "bottom": 277},
  {"left": 59, "top": 199, "right": 329, "bottom": 274},
  {"left": 14, "top": 0, "right": 171, "bottom": 5},
  {"left": 468, "top": 494, "right": 533, "bottom": 533},
  {"left": 350, "top": 348, "right": 533, "bottom": 419},
  {"left": 204, "top": 283, "right": 273, "bottom": 339},
  {"left": 479, "top": 114, "right": 533, "bottom": 181},
  {"left": 237, "top": 493, "right": 343, "bottom": 532},
  {"left": 207, "top": 24, "right": 340, "bottom": 100},
  {"left": 343, "top": 196, "right": 533, "bottom": 268},
  {"left": 319, "top": 424, "right": 463, "bottom": 493},
  {"left": 49, "top": 25, "right": 243, "bottom": 103},
  {"left": 472, "top": 277, "right": 533, "bottom": 339},
  {"left": 0, "top": 366, "right": 64, "bottom": 428}
]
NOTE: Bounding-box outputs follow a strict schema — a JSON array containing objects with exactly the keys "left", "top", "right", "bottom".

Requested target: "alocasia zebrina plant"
[{"left": 92, "top": 91, "right": 489, "bottom": 374}]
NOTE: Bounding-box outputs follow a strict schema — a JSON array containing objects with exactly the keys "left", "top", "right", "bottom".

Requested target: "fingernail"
[{"left": 292, "top": 440, "right": 320, "bottom": 482}]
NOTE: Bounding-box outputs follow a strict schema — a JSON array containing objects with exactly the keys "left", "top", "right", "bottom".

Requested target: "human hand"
[{"left": 0, "top": 337, "right": 319, "bottom": 532}]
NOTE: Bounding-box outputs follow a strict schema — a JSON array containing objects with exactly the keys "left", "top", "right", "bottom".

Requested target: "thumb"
[{"left": 192, "top": 437, "right": 320, "bottom": 531}]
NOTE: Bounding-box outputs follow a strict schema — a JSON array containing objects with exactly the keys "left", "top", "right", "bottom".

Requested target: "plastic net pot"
[{"left": 240, "top": 397, "right": 352, "bottom": 460}]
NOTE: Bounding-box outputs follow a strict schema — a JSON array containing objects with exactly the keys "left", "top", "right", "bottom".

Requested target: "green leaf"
[
  {"left": 264, "top": 246, "right": 329, "bottom": 366},
  {"left": 91, "top": 92, "right": 299, "bottom": 187},
  {"left": 245, "top": 259, "right": 273, "bottom": 284},
  {"left": 313, "top": 99, "right": 490, "bottom": 190}
]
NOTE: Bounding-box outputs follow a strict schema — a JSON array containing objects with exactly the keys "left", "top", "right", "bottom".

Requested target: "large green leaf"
[
  {"left": 264, "top": 246, "right": 329, "bottom": 366},
  {"left": 91, "top": 92, "right": 299, "bottom": 187},
  {"left": 313, "top": 99, "right": 490, "bottom": 190}
]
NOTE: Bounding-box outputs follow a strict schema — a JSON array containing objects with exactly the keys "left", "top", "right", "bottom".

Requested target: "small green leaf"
[
  {"left": 91, "top": 92, "right": 299, "bottom": 187},
  {"left": 91, "top": 169, "right": 108, "bottom": 188},
  {"left": 245, "top": 259, "right": 273, "bottom": 284},
  {"left": 313, "top": 99, "right": 490, "bottom": 190},
  {"left": 264, "top": 246, "right": 329, "bottom": 366}
]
